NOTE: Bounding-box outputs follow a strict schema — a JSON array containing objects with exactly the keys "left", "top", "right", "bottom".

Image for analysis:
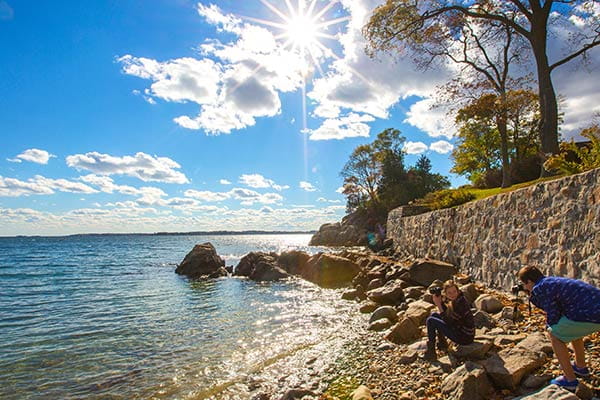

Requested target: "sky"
[{"left": 0, "top": 0, "right": 599, "bottom": 236}]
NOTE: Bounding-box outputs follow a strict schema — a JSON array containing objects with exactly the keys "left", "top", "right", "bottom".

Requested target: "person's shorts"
[{"left": 549, "top": 316, "right": 600, "bottom": 343}]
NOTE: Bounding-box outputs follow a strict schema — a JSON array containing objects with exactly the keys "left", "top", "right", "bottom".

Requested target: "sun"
[{"left": 285, "top": 14, "right": 319, "bottom": 52}]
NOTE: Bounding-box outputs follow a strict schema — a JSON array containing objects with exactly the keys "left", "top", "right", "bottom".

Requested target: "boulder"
[
  {"left": 367, "top": 280, "right": 405, "bottom": 305},
  {"left": 481, "top": 347, "right": 547, "bottom": 390},
  {"left": 516, "top": 384, "right": 579, "bottom": 399},
  {"left": 398, "top": 349, "right": 418, "bottom": 364},
  {"left": 404, "top": 286, "right": 425, "bottom": 300},
  {"left": 384, "top": 317, "right": 420, "bottom": 344},
  {"left": 342, "top": 288, "right": 363, "bottom": 301},
  {"left": 176, "top": 242, "right": 227, "bottom": 279},
  {"left": 367, "top": 278, "right": 384, "bottom": 290},
  {"left": 278, "top": 250, "right": 310, "bottom": 275},
  {"left": 234, "top": 252, "right": 289, "bottom": 281},
  {"left": 516, "top": 332, "right": 553, "bottom": 355},
  {"left": 351, "top": 385, "right": 373, "bottom": 400},
  {"left": 494, "top": 333, "right": 527, "bottom": 347},
  {"left": 452, "top": 340, "right": 493, "bottom": 359},
  {"left": 474, "top": 294, "right": 504, "bottom": 314},
  {"left": 369, "top": 306, "right": 398, "bottom": 323},
  {"left": 408, "top": 259, "right": 457, "bottom": 287},
  {"left": 459, "top": 284, "right": 480, "bottom": 305},
  {"left": 309, "top": 213, "right": 367, "bottom": 246},
  {"left": 279, "top": 389, "right": 316, "bottom": 400},
  {"left": 302, "top": 253, "right": 361, "bottom": 288},
  {"left": 495, "top": 306, "right": 522, "bottom": 322},
  {"left": 521, "top": 374, "right": 552, "bottom": 389},
  {"left": 359, "top": 301, "right": 379, "bottom": 314},
  {"left": 440, "top": 361, "right": 493, "bottom": 400},
  {"left": 405, "top": 300, "right": 436, "bottom": 326},
  {"left": 368, "top": 318, "right": 394, "bottom": 331},
  {"left": 473, "top": 310, "right": 496, "bottom": 329}
]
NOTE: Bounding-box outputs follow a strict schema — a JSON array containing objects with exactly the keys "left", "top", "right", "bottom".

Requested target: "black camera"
[
  {"left": 429, "top": 286, "right": 442, "bottom": 296},
  {"left": 511, "top": 283, "right": 525, "bottom": 295}
]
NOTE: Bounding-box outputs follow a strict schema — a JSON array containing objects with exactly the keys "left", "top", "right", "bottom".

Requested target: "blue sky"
[{"left": 1, "top": 0, "right": 598, "bottom": 236}]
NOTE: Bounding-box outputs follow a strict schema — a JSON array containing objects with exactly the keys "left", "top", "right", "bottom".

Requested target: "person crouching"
[{"left": 423, "top": 280, "right": 475, "bottom": 361}]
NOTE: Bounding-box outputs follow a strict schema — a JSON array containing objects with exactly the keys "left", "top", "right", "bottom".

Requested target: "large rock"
[
  {"left": 302, "top": 253, "right": 361, "bottom": 288},
  {"left": 234, "top": 252, "right": 289, "bottom": 281},
  {"left": 408, "top": 259, "right": 457, "bottom": 287},
  {"left": 278, "top": 250, "right": 310, "bottom": 276},
  {"left": 474, "top": 294, "right": 504, "bottom": 314},
  {"left": 516, "top": 385, "right": 579, "bottom": 399},
  {"left": 441, "top": 361, "right": 493, "bottom": 400},
  {"left": 370, "top": 306, "right": 398, "bottom": 323},
  {"left": 516, "top": 332, "right": 553, "bottom": 355},
  {"left": 367, "top": 280, "right": 405, "bottom": 305},
  {"left": 460, "top": 283, "right": 480, "bottom": 304},
  {"left": 384, "top": 317, "right": 421, "bottom": 344},
  {"left": 351, "top": 385, "right": 373, "bottom": 400},
  {"left": 452, "top": 340, "right": 493, "bottom": 359},
  {"left": 473, "top": 310, "right": 497, "bottom": 329},
  {"left": 309, "top": 212, "right": 368, "bottom": 246},
  {"left": 481, "top": 347, "right": 547, "bottom": 390},
  {"left": 404, "top": 300, "right": 436, "bottom": 326},
  {"left": 175, "top": 242, "right": 226, "bottom": 279},
  {"left": 368, "top": 318, "right": 394, "bottom": 331}
]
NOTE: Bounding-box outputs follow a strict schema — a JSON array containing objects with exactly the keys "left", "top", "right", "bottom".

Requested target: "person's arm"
[
  {"left": 533, "top": 283, "right": 561, "bottom": 327},
  {"left": 433, "top": 294, "right": 445, "bottom": 313}
]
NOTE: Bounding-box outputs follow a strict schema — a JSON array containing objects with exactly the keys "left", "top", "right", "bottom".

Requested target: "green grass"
[{"left": 465, "top": 175, "right": 565, "bottom": 201}]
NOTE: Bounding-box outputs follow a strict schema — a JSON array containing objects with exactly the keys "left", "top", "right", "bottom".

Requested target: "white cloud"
[
  {"left": 184, "top": 187, "right": 284, "bottom": 205},
  {"left": 335, "top": 186, "right": 345, "bottom": 194},
  {"left": 429, "top": 140, "right": 454, "bottom": 154},
  {"left": 66, "top": 152, "right": 189, "bottom": 184},
  {"left": 299, "top": 181, "right": 317, "bottom": 192},
  {"left": 239, "top": 173, "right": 289, "bottom": 191},
  {"left": 184, "top": 189, "right": 230, "bottom": 202},
  {"left": 403, "top": 141, "right": 428, "bottom": 155},
  {"left": 308, "top": 112, "right": 374, "bottom": 141},
  {"left": 0, "top": 175, "right": 97, "bottom": 197},
  {"left": 317, "top": 197, "right": 342, "bottom": 203},
  {"left": 219, "top": 179, "right": 232, "bottom": 185},
  {"left": 8, "top": 149, "right": 56, "bottom": 164},
  {"left": 404, "top": 99, "right": 456, "bottom": 139}
]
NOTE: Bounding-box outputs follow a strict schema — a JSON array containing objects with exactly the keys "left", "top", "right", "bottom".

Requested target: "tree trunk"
[
  {"left": 531, "top": 21, "right": 560, "bottom": 177},
  {"left": 497, "top": 113, "right": 511, "bottom": 188}
]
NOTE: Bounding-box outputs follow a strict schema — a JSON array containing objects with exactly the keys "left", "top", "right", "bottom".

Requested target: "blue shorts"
[{"left": 549, "top": 316, "right": 600, "bottom": 343}]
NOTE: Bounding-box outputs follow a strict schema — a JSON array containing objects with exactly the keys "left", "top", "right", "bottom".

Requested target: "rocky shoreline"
[{"left": 175, "top": 243, "right": 600, "bottom": 400}]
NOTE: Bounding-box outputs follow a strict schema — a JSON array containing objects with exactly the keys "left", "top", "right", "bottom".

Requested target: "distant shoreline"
[{"left": 0, "top": 230, "right": 317, "bottom": 239}]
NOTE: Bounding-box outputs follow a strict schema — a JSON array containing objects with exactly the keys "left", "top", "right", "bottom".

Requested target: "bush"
[
  {"left": 417, "top": 188, "right": 476, "bottom": 210},
  {"left": 544, "top": 125, "right": 600, "bottom": 175}
]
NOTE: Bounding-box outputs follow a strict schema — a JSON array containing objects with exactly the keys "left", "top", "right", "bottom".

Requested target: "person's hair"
[
  {"left": 443, "top": 280, "right": 460, "bottom": 311},
  {"left": 518, "top": 265, "right": 544, "bottom": 284}
]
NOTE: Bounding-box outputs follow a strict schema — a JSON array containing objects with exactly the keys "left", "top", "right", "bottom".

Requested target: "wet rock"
[
  {"left": 278, "top": 250, "right": 310, "bottom": 276},
  {"left": 342, "top": 288, "right": 363, "bottom": 301},
  {"left": 452, "top": 340, "right": 493, "bottom": 359},
  {"left": 279, "top": 388, "right": 316, "bottom": 400},
  {"left": 474, "top": 294, "right": 504, "bottom": 314},
  {"left": 368, "top": 318, "right": 393, "bottom": 331},
  {"left": 440, "top": 361, "right": 493, "bottom": 400},
  {"left": 234, "top": 252, "right": 289, "bottom": 281},
  {"left": 369, "top": 306, "right": 398, "bottom": 323},
  {"left": 367, "top": 278, "right": 384, "bottom": 291},
  {"left": 481, "top": 347, "right": 547, "bottom": 390},
  {"left": 302, "top": 253, "right": 361, "bottom": 288},
  {"left": 516, "top": 332, "right": 553, "bottom": 355},
  {"left": 351, "top": 385, "right": 373, "bottom": 400},
  {"left": 367, "top": 280, "right": 405, "bottom": 305},
  {"left": 176, "top": 242, "right": 227, "bottom": 279},
  {"left": 516, "top": 384, "right": 579, "bottom": 399},
  {"left": 384, "top": 317, "right": 420, "bottom": 344},
  {"left": 408, "top": 259, "right": 457, "bottom": 287}
]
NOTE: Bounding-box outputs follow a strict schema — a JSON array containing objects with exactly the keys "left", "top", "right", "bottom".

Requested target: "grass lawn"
[{"left": 466, "top": 174, "right": 566, "bottom": 201}]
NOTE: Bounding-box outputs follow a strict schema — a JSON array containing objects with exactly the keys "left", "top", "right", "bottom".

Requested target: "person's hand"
[{"left": 432, "top": 294, "right": 442, "bottom": 307}]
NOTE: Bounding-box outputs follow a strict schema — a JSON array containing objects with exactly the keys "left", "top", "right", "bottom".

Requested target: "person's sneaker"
[
  {"left": 572, "top": 362, "right": 591, "bottom": 377},
  {"left": 550, "top": 375, "right": 578, "bottom": 391}
]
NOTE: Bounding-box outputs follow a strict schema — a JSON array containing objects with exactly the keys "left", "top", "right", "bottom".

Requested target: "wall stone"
[{"left": 387, "top": 168, "right": 600, "bottom": 290}]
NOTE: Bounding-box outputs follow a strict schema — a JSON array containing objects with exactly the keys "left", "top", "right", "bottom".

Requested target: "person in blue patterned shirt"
[{"left": 518, "top": 265, "right": 600, "bottom": 391}]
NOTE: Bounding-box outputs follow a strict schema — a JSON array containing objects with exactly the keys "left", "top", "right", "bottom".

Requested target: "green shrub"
[
  {"left": 417, "top": 188, "right": 476, "bottom": 210},
  {"left": 544, "top": 125, "right": 600, "bottom": 175}
]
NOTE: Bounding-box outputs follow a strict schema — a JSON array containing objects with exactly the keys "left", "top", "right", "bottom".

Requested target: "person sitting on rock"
[
  {"left": 423, "top": 280, "right": 475, "bottom": 360},
  {"left": 518, "top": 265, "right": 600, "bottom": 391}
]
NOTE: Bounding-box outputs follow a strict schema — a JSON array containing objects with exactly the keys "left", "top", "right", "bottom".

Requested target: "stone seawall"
[{"left": 387, "top": 168, "right": 600, "bottom": 290}]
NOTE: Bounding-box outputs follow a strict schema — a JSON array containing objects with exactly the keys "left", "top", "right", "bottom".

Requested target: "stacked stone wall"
[{"left": 387, "top": 168, "right": 600, "bottom": 289}]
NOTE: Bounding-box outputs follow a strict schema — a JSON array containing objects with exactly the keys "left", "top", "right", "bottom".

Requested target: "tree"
[{"left": 364, "top": 0, "right": 600, "bottom": 175}]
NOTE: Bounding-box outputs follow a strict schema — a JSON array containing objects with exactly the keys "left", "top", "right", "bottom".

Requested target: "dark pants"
[{"left": 426, "top": 313, "right": 471, "bottom": 346}]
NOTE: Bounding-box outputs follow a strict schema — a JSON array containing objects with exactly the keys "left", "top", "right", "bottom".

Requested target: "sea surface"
[{"left": 0, "top": 234, "right": 366, "bottom": 399}]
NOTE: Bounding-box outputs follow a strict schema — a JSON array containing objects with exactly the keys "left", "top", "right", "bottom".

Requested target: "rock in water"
[
  {"left": 175, "top": 242, "right": 226, "bottom": 279},
  {"left": 301, "top": 253, "right": 361, "bottom": 288},
  {"left": 234, "top": 252, "right": 289, "bottom": 282}
]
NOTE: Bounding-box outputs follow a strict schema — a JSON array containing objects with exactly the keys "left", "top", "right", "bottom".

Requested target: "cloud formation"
[
  {"left": 0, "top": 175, "right": 98, "bottom": 197},
  {"left": 403, "top": 141, "right": 429, "bottom": 155},
  {"left": 8, "top": 149, "right": 56, "bottom": 164},
  {"left": 66, "top": 152, "right": 189, "bottom": 184},
  {"left": 299, "top": 181, "right": 317, "bottom": 192},
  {"left": 239, "top": 173, "right": 289, "bottom": 191}
]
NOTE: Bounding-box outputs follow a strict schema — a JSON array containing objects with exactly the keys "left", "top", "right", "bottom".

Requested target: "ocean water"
[{"left": 0, "top": 234, "right": 366, "bottom": 399}]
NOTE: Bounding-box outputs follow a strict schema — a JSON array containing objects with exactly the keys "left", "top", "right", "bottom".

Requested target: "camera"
[
  {"left": 511, "top": 283, "right": 525, "bottom": 295},
  {"left": 429, "top": 286, "right": 442, "bottom": 296}
]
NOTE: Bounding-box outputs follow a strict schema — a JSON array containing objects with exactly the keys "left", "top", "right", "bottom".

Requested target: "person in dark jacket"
[
  {"left": 422, "top": 280, "right": 475, "bottom": 361},
  {"left": 518, "top": 265, "right": 600, "bottom": 391}
]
